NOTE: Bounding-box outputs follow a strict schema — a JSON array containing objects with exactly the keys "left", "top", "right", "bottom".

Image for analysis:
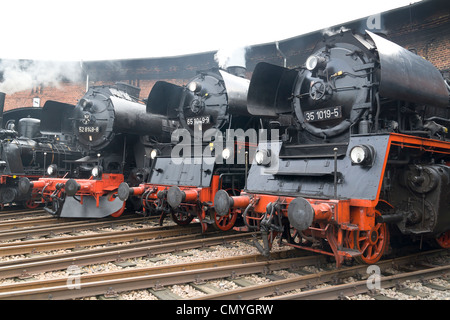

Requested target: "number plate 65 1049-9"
[{"left": 186, "top": 116, "right": 211, "bottom": 126}]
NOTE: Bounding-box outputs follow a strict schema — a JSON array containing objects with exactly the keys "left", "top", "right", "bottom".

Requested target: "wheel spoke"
[{"left": 348, "top": 211, "right": 389, "bottom": 264}]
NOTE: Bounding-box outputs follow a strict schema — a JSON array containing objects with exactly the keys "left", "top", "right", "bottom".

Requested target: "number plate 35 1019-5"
[{"left": 304, "top": 106, "right": 342, "bottom": 123}]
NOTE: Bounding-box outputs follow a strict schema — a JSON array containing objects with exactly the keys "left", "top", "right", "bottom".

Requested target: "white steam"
[
  {"left": 0, "top": 60, "right": 82, "bottom": 94},
  {"left": 214, "top": 46, "right": 248, "bottom": 69},
  {"left": 321, "top": 26, "right": 351, "bottom": 37}
]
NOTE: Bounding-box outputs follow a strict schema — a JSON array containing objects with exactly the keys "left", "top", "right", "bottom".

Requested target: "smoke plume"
[
  {"left": 321, "top": 26, "right": 351, "bottom": 37},
  {"left": 214, "top": 46, "right": 248, "bottom": 69},
  {"left": 0, "top": 59, "right": 82, "bottom": 94}
]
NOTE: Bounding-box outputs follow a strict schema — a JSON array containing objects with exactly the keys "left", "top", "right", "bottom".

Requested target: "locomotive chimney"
[
  {"left": 215, "top": 47, "right": 248, "bottom": 78},
  {"left": 226, "top": 66, "right": 247, "bottom": 78},
  {"left": 0, "top": 92, "right": 5, "bottom": 128}
]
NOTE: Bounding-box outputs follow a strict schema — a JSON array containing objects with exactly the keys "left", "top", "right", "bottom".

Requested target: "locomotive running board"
[{"left": 59, "top": 195, "right": 124, "bottom": 218}]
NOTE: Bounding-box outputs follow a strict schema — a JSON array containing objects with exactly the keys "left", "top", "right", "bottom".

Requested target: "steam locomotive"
[
  {"left": 118, "top": 67, "right": 259, "bottom": 232},
  {"left": 0, "top": 92, "right": 82, "bottom": 209},
  {"left": 22, "top": 68, "right": 258, "bottom": 227},
  {"left": 214, "top": 31, "right": 450, "bottom": 266},
  {"left": 20, "top": 83, "right": 175, "bottom": 218}
]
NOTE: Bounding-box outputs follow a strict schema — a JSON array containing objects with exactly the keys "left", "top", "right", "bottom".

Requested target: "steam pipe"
[
  {"left": 275, "top": 41, "right": 287, "bottom": 68},
  {"left": 0, "top": 92, "right": 5, "bottom": 128}
]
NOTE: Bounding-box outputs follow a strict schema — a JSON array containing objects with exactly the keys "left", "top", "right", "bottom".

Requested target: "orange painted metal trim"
[
  {"left": 37, "top": 174, "right": 124, "bottom": 196},
  {"left": 183, "top": 189, "right": 200, "bottom": 202},
  {"left": 389, "top": 133, "right": 450, "bottom": 153}
]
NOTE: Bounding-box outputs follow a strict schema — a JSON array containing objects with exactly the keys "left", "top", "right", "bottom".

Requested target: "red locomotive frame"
[{"left": 217, "top": 133, "right": 450, "bottom": 266}]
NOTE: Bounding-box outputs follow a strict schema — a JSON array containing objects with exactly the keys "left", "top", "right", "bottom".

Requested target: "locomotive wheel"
[
  {"left": 111, "top": 203, "right": 126, "bottom": 218},
  {"left": 23, "top": 199, "right": 39, "bottom": 209},
  {"left": 104, "top": 192, "right": 125, "bottom": 218},
  {"left": 213, "top": 209, "right": 238, "bottom": 231},
  {"left": 171, "top": 209, "right": 194, "bottom": 226},
  {"left": 435, "top": 230, "right": 450, "bottom": 249},
  {"left": 348, "top": 211, "right": 389, "bottom": 264},
  {"left": 213, "top": 188, "right": 240, "bottom": 231}
]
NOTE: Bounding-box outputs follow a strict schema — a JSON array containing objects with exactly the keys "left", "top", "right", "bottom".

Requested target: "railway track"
[
  {"left": 0, "top": 214, "right": 155, "bottom": 242},
  {"left": 0, "top": 248, "right": 447, "bottom": 300},
  {"left": 0, "top": 208, "right": 448, "bottom": 301}
]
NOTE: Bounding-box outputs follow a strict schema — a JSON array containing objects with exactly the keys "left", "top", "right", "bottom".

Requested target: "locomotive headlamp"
[
  {"left": 255, "top": 149, "right": 271, "bottom": 166},
  {"left": 91, "top": 165, "right": 103, "bottom": 178},
  {"left": 46, "top": 164, "right": 57, "bottom": 176},
  {"left": 350, "top": 145, "right": 374, "bottom": 166},
  {"left": 188, "top": 82, "right": 202, "bottom": 93},
  {"left": 80, "top": 99, "right": 93, "bottom": 111},
  {"left": 222, "top": 148, "right": 231, "bottom": 160},
  {"left": 305, "top": 55, "right": 327, "bottom": 71},
  {"left": 150, "top": 149, "right": 160, "bottom": 159}
]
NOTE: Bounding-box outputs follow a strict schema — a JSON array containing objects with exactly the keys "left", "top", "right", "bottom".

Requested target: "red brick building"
[{"left": 1, "top": 0, "right": 448, "bottom": 111}]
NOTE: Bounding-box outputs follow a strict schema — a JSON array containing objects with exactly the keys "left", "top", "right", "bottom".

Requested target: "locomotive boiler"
[
  {"left": 0, "top": 92, "right": 81, "bottom": 208},
  {"left": 118, "top": 67, "right": 258, "bottom": 232},
  {"left": 20, "top": 83, "right": 175, "bottom": 218},
  {"left": 215, "top": 31, "right": 450, "bottom": 266}
]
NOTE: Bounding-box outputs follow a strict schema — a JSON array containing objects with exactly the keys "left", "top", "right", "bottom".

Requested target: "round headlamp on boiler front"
[
  {"left": 255, "top": 149, "right": 271, "bottom": 166},
  {"left": 350, "top": 145, "right": 374, "bottom": 166},
  {"left": 305, "top": 55, "right": 327, "bottom": 71},
  {"left": 46, "top": 164, "right": 58, "bottom": 176},
  {"left": 91, "top": 165, "right": 103, "bottom": 178},
  {"left": 188, "top": 82, "right": 202, "bottom": 93},
  {"left": 150, "top": 149, "right": 160, "bottom": 160},
  {"left": 222, "top": 148, "right": 232, "bottom": 160}
]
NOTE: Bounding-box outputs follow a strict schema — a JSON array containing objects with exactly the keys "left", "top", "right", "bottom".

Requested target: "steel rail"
[
  {"left": 0, "top": 249, "right": 446, "bottom": 300},
  {"left": 0, "top": 232, "right": 257, "bottom": 279},
  {"left": 193, "top": 249, "right": 448, "bottom": 300},
  {"left": 0, "top": 254, "right": 322, "bottom": 300},
  {"left": 0, "top": 209, "right": 47, "bottom": 221},
  {"left": 0, "top": 215, "right": 150, "bottom": 241},
  {"left": 0, "top": 250, "right": 303, "bottom": 296},
  {"left": 0, "top": 224, "right": 203, "bottom": 256},
  {"left": 268, "top": 264, "right": 450, "bottom": 300},
  {"left": 0, "top": 217, "right": 81, "bottom": 231}
]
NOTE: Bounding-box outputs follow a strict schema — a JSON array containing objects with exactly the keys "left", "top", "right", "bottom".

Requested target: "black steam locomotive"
[
  {"left": 215, "top": 31, "right": 450, "bottom": 266},
  {"left": 0, "top": 92, "right": 82, "bottom": 208},
  {"left": 21, "top": 83, "right": 175, "bottom": 218},
  {"left": 118, "top": 67, "right": 259, "bottom": 232}
]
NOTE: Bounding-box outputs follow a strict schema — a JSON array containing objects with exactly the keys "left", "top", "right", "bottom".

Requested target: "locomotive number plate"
[
  {"left": 304, "top": 106, "right": 342, "bottom": 123},
  {"left": 78, "top": 126, "right": 100, "bottom": 133},
  {"left": 186, "top": 115, "right": 211, "bottom": 126}
]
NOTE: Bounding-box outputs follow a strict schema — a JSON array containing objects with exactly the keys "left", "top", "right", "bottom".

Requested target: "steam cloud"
[
  {"left": 321, "top": 26, "right": 351, "bottom": 37},
  {"left": 214, "top": 46, "right": 248, "bottom": 69},
  {"left": 0, "top": 60, "right": 82, "bottom": 94}
]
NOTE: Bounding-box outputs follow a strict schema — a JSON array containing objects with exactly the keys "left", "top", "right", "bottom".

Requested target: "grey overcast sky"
[{"left": 2, "top": 0, "right": 420, "bottom": 61}]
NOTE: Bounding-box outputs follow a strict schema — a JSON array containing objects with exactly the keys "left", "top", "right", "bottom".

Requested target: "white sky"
[{"left": 2, "top": 0, "right": 421, "bottom": 61}]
